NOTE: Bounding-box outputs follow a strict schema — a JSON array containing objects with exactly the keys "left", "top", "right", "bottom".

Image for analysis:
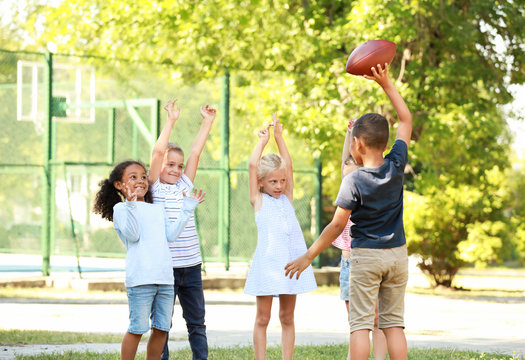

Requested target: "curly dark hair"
[{"left": 93, "top": 160, "right": 153, "bottom": 222}]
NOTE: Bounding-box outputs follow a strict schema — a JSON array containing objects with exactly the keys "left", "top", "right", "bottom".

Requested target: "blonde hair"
[
  {"left": 257, "top": 153, "right": 286, "bottom": 181},
  {"left": 167, "top": 142, "right": 184, "bottom": 155}
]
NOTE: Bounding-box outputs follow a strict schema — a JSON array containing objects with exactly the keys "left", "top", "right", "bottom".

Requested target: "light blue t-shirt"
[
  {"left": 113, "top": 198, "right": 198, "bottom": 288},
  {"left": 335, "top": 140, "right": 408, "bottom": 249}
]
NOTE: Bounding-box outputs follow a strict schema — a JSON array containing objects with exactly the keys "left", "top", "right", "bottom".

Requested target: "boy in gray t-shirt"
[{"left": 285, "top": 63, "right": 412, "bottom": 360}]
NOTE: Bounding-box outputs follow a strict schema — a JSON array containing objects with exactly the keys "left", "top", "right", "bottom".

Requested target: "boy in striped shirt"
[{"left": 149, "top": 99, "right": 216, "bottom": 360}]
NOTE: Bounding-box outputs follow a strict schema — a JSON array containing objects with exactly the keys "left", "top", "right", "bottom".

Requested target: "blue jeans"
[
  {"left": 161, "top": 264, "right": 207, "bottom": 360},
  {"left": 339, "top": 255, "right": 351, "bottom": 301},
  {"left": 126, "top": 284, "right": 174, "bottom": 334}
]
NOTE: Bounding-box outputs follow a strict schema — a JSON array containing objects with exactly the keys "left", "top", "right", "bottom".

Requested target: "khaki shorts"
[{"left": 349, "top": 245, "right": 408, "bottom": 332}]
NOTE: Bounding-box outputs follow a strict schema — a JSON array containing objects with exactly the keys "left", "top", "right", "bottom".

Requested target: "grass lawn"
[
  {"left": 0, "top": 329, "right": 124, "bottom": 345},
  {"left": 0, "top": 329, "right": 187, "bottom": 345},
  {"left": 9, "top": 344, "right": 523, "bottom": 359}
]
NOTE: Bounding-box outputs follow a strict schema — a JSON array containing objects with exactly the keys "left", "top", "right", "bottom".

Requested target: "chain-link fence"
[{"left": 0, "top": 49, "right": 322, "bottom": 274}]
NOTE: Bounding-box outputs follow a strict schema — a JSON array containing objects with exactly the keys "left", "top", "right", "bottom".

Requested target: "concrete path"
[{"left": 1, "top": 291, "right": 524, "bottom": 359}]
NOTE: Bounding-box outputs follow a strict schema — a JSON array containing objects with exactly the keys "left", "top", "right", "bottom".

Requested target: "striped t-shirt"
[
  {"left": 332, "top": 218, "right": 351, "bottom": 251},
  {"left": 151, "top": 174, "right": 201, "bottom": 268}
]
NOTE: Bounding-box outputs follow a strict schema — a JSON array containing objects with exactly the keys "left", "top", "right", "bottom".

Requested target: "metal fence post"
[
  {"left": 312, "top": 156, "right": 323, "bottom": 268},
  {"left": 40, "top": 52, "right": 53, "bottom": 275},
  {"left": 218, "top": 70, "right": 231, "bottom": 270},
  {"left": 107, "top": 108, "right": 116, "bottom": 164}
]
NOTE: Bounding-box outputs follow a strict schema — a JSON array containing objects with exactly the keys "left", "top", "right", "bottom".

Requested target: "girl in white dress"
[{"left": 244, "top": 113, "right": 317, "bottom": 360}]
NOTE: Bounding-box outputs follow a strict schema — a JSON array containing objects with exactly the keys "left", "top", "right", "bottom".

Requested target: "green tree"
[{"left": 4, "top": 0, "right": 525, "bottom": 284}]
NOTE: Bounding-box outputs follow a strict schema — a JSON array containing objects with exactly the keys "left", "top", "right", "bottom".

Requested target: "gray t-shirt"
[{"left": 335, "top": 139, "right": 408, "bottom": 249}]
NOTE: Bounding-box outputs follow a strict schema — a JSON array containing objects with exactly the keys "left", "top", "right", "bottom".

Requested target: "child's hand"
[
  {"left": 164, "top": 98, "right": 181, "bottom": 122},
  {"left": 272, "top": 112, "right": 283, "bottom": 138},
  {"left": 363, "top": 63, "right": 392, "bottom": 87},
  {"left": 258, "top": 124, "right": 271, "bottom": 144},
  {"left": 200, "top": 105, "right": 217, "bottom": 124},
  {"left": 347, "top": 117, "right": 357, "bottom": 131},
  {"left": 185, "top": 188, "right": 206, "bottom": 203},
  {"left": 124, "top": 180, "right": 138, "bottom": 202},
  {"left": 284, "top": 253, "right": 312, "bottom": 280}
]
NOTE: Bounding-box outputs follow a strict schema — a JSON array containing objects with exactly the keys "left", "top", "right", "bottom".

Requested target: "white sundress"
[{"left": 244, "top": 193, "right": 317, "bottom": 296}]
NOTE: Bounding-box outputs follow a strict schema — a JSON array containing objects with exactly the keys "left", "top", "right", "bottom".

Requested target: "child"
[
  {"left": 333, "top": 118, "right": 387, "bottom": 360},
  {"left": 244, "top": 113, "right": 317, "bottom": 360},
  {"left": 285, "top": 63, "right": 412, "bottom": 360},
  {"left": 148, "top": 98, "right": 216, "bottom": 360},
  {"left": 93, "top": 160, "right": 205, "bottom": 360}
]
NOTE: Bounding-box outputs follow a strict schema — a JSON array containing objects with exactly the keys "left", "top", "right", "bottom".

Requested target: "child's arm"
[
  {"left": 273, "top": 113, "right": 294, "bottom": 201},
  {"left": 365, "top": 64, "right": 412, "bottom": 147},
  {"left": 285, "top": 206, "right": 352, "bottom": 279},
  {"left": 149, "top": 99, "right": 180, "bottom": 184},
  {"left": 113, "top": 201, "right": 140, "bottom": 243},
  {"left": 249, "top": 124, "right": 271, "bottom": 210},
  {"left": 341, "top": 118, "right": 359, "bottom": 179},
  {"left": 165, "top": 189, "right": 206, "bottom": 242},
  {"left": 184, "top": 105, "right": 217, "bottom": 182}
]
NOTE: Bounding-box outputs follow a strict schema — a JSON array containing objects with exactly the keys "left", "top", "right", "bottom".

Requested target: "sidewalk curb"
[{"left": 0, "top": 267, "right": 341, "bottom": 292}]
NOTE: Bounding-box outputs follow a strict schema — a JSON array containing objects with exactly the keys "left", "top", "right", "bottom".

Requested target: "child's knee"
[
  {"left": 255, "top": 313, "right": 271, "bottom": 327},
  {"left": 279, "top": 311, "right": 294, "bottom": 327}
]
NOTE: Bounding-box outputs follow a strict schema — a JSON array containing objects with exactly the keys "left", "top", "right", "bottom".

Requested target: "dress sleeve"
[
  {"left": 113, "top": 201, "right": 140, "bottom": 243},
  {"left": 165, "top": 197, "right": 199, "bottom": 242}
]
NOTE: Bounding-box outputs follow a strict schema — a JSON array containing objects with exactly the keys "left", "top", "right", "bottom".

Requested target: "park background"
[{"left": 0, "top": 0, "right": 524, "bottom": 291}]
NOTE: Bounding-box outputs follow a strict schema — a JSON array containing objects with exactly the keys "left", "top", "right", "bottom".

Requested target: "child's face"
[
  {"left": 115, "top": 164, "right": 148, "bottom": 201},
  {"left": 259, "top": 168, "right": 287, "bottom": 199},
  {"left": 160, "top": 150, "right": 184, "bottom": 184}
]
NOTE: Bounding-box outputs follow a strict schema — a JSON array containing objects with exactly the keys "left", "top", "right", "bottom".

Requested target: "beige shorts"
[{"left": 349, "top": 245, "right": 408, "bottom": 332}]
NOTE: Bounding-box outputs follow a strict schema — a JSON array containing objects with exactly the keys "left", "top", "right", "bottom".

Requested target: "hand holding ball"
[{"left": 345, "top": 40, "right": 396, "bottom": 76}]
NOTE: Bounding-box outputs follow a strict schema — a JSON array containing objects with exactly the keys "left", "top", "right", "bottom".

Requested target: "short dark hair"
[{"left": 351, "top": 113, "right": 389, "bottom": 150}]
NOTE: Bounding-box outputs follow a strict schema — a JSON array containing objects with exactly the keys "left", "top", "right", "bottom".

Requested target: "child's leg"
[
  {"left": 340, "top": 251, "right": 351, "bottom": 360},
  {"left": 177, "top": 265, "right": 208, "bottom": 359},
  {"left": 382, "top": 327, "right": 407, "bottom": 360},
  {"left": 124, "top": 285, "right": 155, "bottom": 360},
  {"left": 279, "top": 294, "right": 297, "bottom": 360},
  {"left": 121, "top": 332, "right": 141, "bottom": 360},
  {"left": 377, "top": 246, "right": 408, "bottom": 360},
  {"left": 372, "top": 299, "right": 387, "bottom": 360},
  {"left": 350, "top": 329, "right": 371, "bottom": 360},
  {"left": 346, "top": 300, "right": 351, "bottom": 360},
  {"left": 348, "top": 248, "right": 381, "bottom": 360},
  {"left": 254, "top": 295, "right": 273, "bottom": 360},
  {"left": 150, "top": 284, "right": 174, "bottom": 360},
  {"left": 147, "top": 328, "right": 168, "bottom": 360}
]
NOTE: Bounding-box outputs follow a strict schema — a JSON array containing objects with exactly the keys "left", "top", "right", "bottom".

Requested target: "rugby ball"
[{"left": 345, "top": 40, "right": 397, "bottom": 76}]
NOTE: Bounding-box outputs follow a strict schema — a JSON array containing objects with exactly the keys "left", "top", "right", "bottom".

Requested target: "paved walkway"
[
  {"left": 1, "top": 291, "right": 524, "bottom": 359},
  {"left": 1, "top": 254, "right": 524, "bottom": 359}
]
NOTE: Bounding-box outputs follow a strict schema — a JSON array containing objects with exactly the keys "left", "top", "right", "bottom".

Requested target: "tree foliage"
[{"left": 3, "top": 0, "right": 525, "bottom": 285}]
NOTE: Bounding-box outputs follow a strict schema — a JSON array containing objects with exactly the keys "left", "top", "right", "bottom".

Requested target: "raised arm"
[
  {"left": 273, "top": 113, "right": 294, "bottom": 201},
  {"left": 149, "top": 99, "right": 180, "bottom": 184},
  {"left": 341, "top": 119, "right": 355, "bottom": 179},
  {"left": 365, "top": 64, "right": 412, "bottom": 147},
  {"left": 184, "top": 105, "right": 217, "bottom": 182},
  {"left": 249, "top": 124, "right": 271, "bottom": 210},
  {"left": 113, "top": 201, "right": 140, "bottom": 243}
]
